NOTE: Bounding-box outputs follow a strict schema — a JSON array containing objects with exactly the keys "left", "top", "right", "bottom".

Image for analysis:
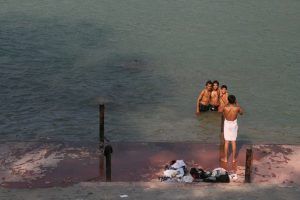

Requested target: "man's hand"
[{"left": 239, "top": 108, "right": 244, "bottom": 115}]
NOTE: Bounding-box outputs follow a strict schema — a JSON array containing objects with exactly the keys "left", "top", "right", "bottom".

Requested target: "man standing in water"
[
  {"left": 196, "top": 80, "right": 212, "bottom": 114},
  {"left": 210, "top": 80, "right": 220, "bottom": 111},
  {"left": 218, "top": 85, "right": 229, "bottom": 112},
  {"left": 221, "top": 95, "right": 243, "bottom": 163}
]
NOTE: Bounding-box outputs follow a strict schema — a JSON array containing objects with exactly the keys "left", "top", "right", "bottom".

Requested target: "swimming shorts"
[
  {"left": 210, "top": 105, "right": 219, "bottom": 111},
  {"left": 199, "top": 104, "right": 210, "bottom": 112}
]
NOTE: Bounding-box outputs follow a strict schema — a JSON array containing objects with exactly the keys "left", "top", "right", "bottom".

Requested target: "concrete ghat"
[{"left": 0, "top": 142, "right": 299, "bottom": 188}]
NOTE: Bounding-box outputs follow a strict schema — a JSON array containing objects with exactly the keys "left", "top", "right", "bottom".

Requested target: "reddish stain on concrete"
[{"left": 0, "top": 142, "right": 298, "bottom": 188}]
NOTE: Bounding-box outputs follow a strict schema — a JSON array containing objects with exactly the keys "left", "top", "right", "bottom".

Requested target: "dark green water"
[{"left": 0, "top": 0, "right": 299, "bottom": 143}]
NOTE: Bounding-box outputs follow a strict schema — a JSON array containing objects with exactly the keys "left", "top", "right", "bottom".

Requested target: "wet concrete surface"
[{"left": 0, "top": 141, "right": 299, "bottom": 188}]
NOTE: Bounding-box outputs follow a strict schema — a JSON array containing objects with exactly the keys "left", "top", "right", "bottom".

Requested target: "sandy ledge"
[{"left": 0, "top": 142, "right": 300, "bottom": 199}]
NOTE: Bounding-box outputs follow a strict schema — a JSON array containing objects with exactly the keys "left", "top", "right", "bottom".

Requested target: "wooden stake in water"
[
  {"left": 99, "top": 104, "right": 105, "bottom": 143},
  {"left": 104, "top": 145, "right": 113, "bottom": 181},
  {"left": 245, "top": 148, "right": 253, "bottom": 183}
]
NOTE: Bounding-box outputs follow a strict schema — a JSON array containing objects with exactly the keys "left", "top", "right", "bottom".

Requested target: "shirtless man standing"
[
  {"left": 218, "top": 85, "right": 228, "bottom": 112},
  {"left": 221, "top": 95, "right": 243, "bottom": 163},
  {"left": 196, "top": 80, "right": 212, "bottom": 114},
  {"left": 210, "top": 80, "right": 220, "bottom": 111}
]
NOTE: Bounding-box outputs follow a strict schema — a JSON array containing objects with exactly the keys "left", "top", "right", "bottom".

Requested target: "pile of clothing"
[
  {"left": 159, "top": 160, "right": 193, "bottom": 183},
  {"left": 159, "top": 160, "right": 236, "bottom": 183}
]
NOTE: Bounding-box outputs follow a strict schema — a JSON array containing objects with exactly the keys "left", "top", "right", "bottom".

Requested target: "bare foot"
[
  {"left": 232, "top": 159, "right": 237, "bottom": 163},
  {"left": 220, "top": 158, "right": 228, "bottom": 163}
]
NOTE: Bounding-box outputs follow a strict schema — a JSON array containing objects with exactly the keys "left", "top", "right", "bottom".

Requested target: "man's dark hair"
[
  {"left": 221, "top": 85, "right": 227, "bottom": 89},
  {"left": 213, "top": 80, "right": 219, "bottom": 86},
  {"left": 228, "top": 95, "right": 236, "bottom": 104},
  {"left": 206, "top": 80, "right": 213, "bottom": 86}
]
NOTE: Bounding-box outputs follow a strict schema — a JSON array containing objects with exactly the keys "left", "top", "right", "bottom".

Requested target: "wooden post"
[
  {"left": 245, "top": 148, "right": 253, "bottom": 183},
  {"left": 104, "top": 145, "right": 113, "bottom": 181},
  {"left": 99, "top": 104, "right": 105, "bottom": 143}
]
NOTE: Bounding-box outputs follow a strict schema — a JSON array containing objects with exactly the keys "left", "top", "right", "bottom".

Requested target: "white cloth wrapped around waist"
[{"left": 224, "top": 119, "right": 238, "bottom": 141}]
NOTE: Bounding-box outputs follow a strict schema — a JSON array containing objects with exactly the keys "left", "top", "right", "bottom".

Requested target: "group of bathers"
[{"left": 199, "top": 104, "right": 219, "bottom": 112}]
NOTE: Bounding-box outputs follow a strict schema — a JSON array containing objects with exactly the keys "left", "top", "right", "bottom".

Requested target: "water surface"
[{"left": 0, "top": 0, "right": 299, "bottom": 143}]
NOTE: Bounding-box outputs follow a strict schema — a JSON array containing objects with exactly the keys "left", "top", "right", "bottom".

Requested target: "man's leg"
[
  {"left": 232, "top": 141, "right": 236, "bottom": 162},
  {"left": 221, "top": 140, "right": 229, "bottom": 162}
]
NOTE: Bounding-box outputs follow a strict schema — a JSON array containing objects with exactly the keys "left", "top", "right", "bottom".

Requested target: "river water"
[{"left": 1, "top": 0, "right": 299, "bottom": 143}]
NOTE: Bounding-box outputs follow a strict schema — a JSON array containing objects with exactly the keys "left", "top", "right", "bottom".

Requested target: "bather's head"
[
  {"left": 205, "top": 80, "right": 213, "bottom": 91},
  {"left": 212, "top": 80, "right": 219, "bottom": 91},
  {"left": 221, "top": 85, "right": 227, "bottom": 94},
  {"left": 228, "top": 95, "right": 236, "bottom": 104}
]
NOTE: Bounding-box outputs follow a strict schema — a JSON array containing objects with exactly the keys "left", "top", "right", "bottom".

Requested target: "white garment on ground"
[
  {"left": 171, "top": 160, "right": 186, "bottom": 169},
  {"left": 163, "top": 168, "right": 185, "bottom": 178},
  {"left": 164, "top": 160, "right": 186, "bottom": 178},
  {"left": 182, "top": 175, "right": 194, "bottom": 183},
  {"left": 224, "top": 119, "right": 238, "bottom": 141},
  {"left": 163, "top": 169, "right": 177, "bottom": 177},
  {"left": 175, "top": 168, "right": 185, "bottom": 177},
  {"left": 229, "top": 173, "right": 238, "bottom": 181},
  {"left": 212, "top": 168, "right": 227, "bottom": 177}
]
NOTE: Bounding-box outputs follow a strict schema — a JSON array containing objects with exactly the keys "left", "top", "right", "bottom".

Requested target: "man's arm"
[
  {"left": 239, "top": 107, "right": 243, "bottom": 115},
  {"left": 196, "top": 90, "right": 204, "bottom": 113},
  {"left": 222, "top": 107, "right": 227, "bottom": 120},
  {"left": 219, "top": 95, "right": 225, "bottom": 105}
]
